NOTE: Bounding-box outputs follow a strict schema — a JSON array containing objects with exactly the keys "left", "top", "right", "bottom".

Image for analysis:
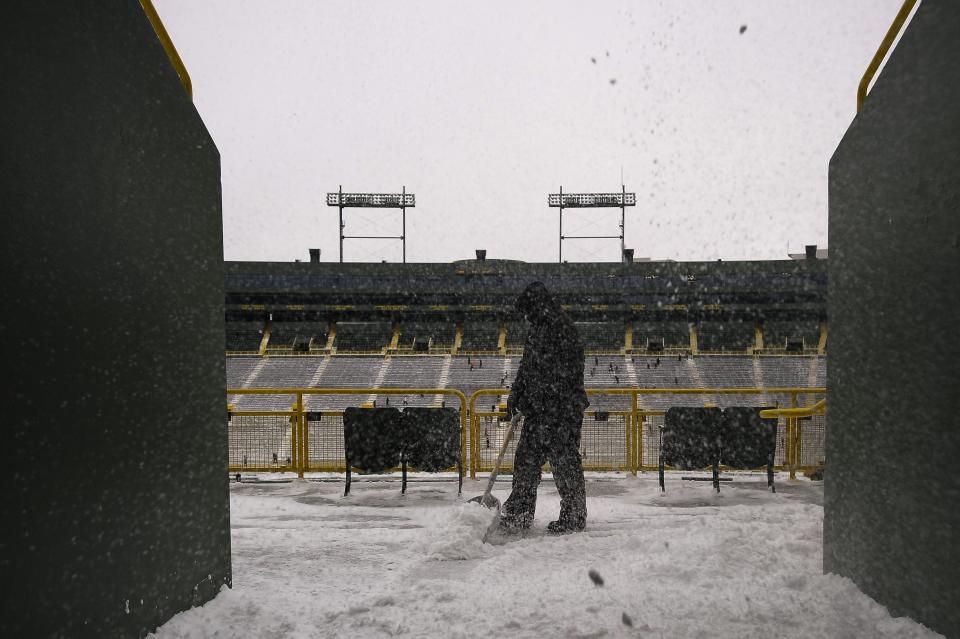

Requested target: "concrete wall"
[
  {"left": 1, "top": 3, "right": 230, "bottom": 636},
  {"left": 826, "top": 2, "right": 960, "bottom": 637}
]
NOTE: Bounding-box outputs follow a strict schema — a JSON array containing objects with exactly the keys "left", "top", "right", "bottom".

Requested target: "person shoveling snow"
[{"left": 499, "top": 281, "right": 590, "bottom": 535}]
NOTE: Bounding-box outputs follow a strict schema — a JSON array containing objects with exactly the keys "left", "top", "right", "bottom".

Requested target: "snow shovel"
[{"left": 468, "top": 410, "right": 521, "bottom": 511}]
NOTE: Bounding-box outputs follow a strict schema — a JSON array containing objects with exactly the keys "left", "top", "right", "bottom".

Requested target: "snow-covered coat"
[{"left": 507, "top": 282, "right": 589, "bottom": 428}]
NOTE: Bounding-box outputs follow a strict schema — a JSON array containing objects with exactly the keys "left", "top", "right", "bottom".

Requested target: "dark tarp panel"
[
  {"left": 661, "top": 407, "right": 722, "bottom": 470},
  {"left": 343, "top": 407, "right": 403, "bottom": 473},
  {"left": 402, "top": 407, "right": 460, "bottom": 471},
  {"left": 720, "top": 407, "right": 777, "bottom": 469}
]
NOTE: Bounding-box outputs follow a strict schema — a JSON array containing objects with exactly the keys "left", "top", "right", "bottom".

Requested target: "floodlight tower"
[
  {"left": 548, "top": 185, "right": 636, "bottom": 262},
  {"left": 326, "top": 186, "right": 416, "bottom": 262}
]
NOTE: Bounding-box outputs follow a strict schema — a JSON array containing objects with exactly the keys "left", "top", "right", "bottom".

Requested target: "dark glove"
[{"left": 506, "top": 394, "right": 519, "bottom": 420}]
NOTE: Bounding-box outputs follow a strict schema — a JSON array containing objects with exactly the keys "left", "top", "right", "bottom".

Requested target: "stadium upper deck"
[
  {"left": 226, "top": 257, "right": 826, "bottom": 318},
  {"left": 224, "top": 257, "right": 826, "bottom": 355}
]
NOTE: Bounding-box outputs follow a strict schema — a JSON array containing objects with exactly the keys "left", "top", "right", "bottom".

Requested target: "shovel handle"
[{"left": 481, "top": 412, "right": 521, "bottom": 505}]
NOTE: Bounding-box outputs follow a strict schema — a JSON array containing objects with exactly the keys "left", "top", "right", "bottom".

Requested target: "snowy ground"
[{"left": 152, "top": 473, "right": 941, "bottom": 639}]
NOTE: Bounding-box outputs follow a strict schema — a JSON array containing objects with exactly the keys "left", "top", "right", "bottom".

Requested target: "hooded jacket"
[{"left": 508, "top": 282, "right": 589, "bottom": 423}]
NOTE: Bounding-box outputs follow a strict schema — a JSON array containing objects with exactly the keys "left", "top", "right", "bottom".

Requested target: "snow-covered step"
[
  {"left": 753, "top": 356, "right": 771, "bottom": 406},
  {"left": 624, "top": 356, "right": 642, "bottom": 410},
  {"left": 309, "top": 356, "right": 331, "bottom": 387},
  {"left": 366, "top": 357, "right": 392, "bottom": 406},
  {"left": 684, "top": 357, "right": 713, "bottom": 407},
  {"left": 434, "top": 354, "right": 453, "bottom": 407}
]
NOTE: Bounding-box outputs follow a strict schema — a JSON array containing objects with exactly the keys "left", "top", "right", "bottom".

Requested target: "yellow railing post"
[
  {"left": 289, "top": 403, "right": 299, "bottom": 476},
  {"left": 788, "top": 392, "right": 799, "bottom": 479},
  {"left": 469, "top": 397, "right": 475, "bottom": 478},
  {"left": 469, "top": 391, "right": 482, "bottom": 479},
  {"left": 637, "top": 410, "right": 645, "bottom": 475},
  {"left": 625, "top": 412, "right": 632, "bottom": 474},
  {"left": 856, "top": 0, "right": 919, "bottom": 111},
  {"left": 631, "top": 391, "right": 640, "bottom": 476},
  {"left": 139, "top": 0, "right": 193, "bottom": 98},
  {"left": 227, "top": 386, "right": 826, "bottom": 479},
  {"left": 298, "top": 392, "right": 307, "bottom": 479}
]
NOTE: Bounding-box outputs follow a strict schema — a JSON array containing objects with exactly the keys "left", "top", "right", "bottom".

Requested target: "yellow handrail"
[
  {"left": 226, "top": 387, "right": 826, "bottom": 479},
  {"left": 139, "top": 0, "right": 193, "bottom": 98},
  {"left": 759, "top": 398, "right": 826, "bottom": 419},
  {"left": 857, "top": 0, "right": 918, "bottom": 111},
  {"left": 227, "top": 387, "right": 468, "bottom": 478}
]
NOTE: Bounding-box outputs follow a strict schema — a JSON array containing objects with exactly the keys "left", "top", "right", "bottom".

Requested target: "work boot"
[
  {"left": 498, "top": 511, "right": 533, "bottom": 534},
  {"left": 547, "top": 518, "right": 585, "bottom": 534}
]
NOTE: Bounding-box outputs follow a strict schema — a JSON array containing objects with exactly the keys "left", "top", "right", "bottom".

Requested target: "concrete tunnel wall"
[
  {"left": 826, "top": 1, "right": 960, "bottom": 637},
  {"left": 1, "top": 2, "right": 230, "bottom": 636}
]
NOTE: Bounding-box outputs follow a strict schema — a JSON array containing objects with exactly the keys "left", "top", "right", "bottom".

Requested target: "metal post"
[
  {"left": 558, "top": 186, "right": 563, "bottom": 263},
  {"left": 297, "top": 393, "right": 305, "bottom": 479},
  {"left": 338, "top": 185, "right": 344, "bottom": 263},
  {"left": 632, "top": 391, "right": 640, "bottom": 476},
  {"left": 289, "top": 405, "right": 299, "bottom": 476},
  {"left": 297, "top": 393, "right": 309, "bottom": 479},
  {"left": 402, "top": 185, "right": 406, "bottom": 263},
  {"left": 789, "top": 392, "right": 799, "bottom": 479},
  {"left": 621, "top": 184, "right": 626, "bottom": 260}
]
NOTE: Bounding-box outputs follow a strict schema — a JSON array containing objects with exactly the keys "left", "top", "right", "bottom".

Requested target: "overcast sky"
[{"left": 156, "top": 0, "right": 907, "bottom": 264}]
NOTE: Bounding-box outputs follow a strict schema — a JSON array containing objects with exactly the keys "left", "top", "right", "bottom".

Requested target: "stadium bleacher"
[
  {"left": 446, "top": 355, "right": 509, "bottom": 411},
  {"left": 633, "top": 320, "right": 689, "bottom": 351},
  {"left": 334, "top": 322, "right": 392, "bottom": 352},
  {"left": 697, "top": 319, "right": 754, "bottom": 352},
  {"left": 696, "top": 356, "right": 756, "bottom": 387},
  {"left": 397, "top": 321, "right": 456, "bottom": 351},
  {"left": 380, "top": 356, "right": 445, "bottom": 407},
  {"left": 757, "top": 356, "right": 810, "bottom": 387},
  {"left": 503, "top": 320, "right": 528, "bottom": 351},
  {"left": 308, "top": 356, "right": 384, "bottom": 409},
  {"left": 226, "top": 356, "right": 260, "bottom": 390},
  {"left": 236, "top": 356, "right": 324, "bottom": 410},
  {"left": 267, "top": 321, "right": 328, "bottom": 352},
  {"left": 226, "top": 351, "right": 825, "bottom": 412},
  {"left": 584, "top": 355, "right": 631, "bottom": 410},
  {"left": 575, "top": 322, "right": 624, "bottom": 352},
  {"left": 630, "top": 355, "right": 702, "bottom": 408},
  {"left": 459, "top": 322, "right": 500, "bottom": 352},
  {"left": 764, "top": 319, "right": 820, "bottom": 351},
  {"left": 225, "top": 321, "right": 263, "bottom": 352}
]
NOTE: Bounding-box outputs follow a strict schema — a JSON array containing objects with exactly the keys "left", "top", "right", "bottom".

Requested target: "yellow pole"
[
  {"left": 139, "top": 0, "right": 193, "bottom": 97},
  {"left": 289, "top": 404, "right": 298, "bottom": 476},
  {"left": 296, "top": 401, "right": 302, "bottom": 476},
  {"left": 631, "top": 391, "right": 640, "bottom": 476},
  {"left": 461, "top": 402, "right": 470, "bottom": 480},
  {"left": 298, "top": 393, "right": 307, "bottom": 479},
  {"left": 789, "top": 392, "right": 798, "bottom": 479},
  {"left": 469, "top": 391, "right": 476, "bottom": 478},
  {"left": 471, "top": 395, "right": 480, "bottom": 478},
  {"left": 637, "top": 410, "right": 645, "bottom": 474},
  {"left": 857, "top": 0, "right": 919, "bottom": 111}
]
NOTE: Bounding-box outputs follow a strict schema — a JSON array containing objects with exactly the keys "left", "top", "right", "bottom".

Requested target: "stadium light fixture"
[
  {"left": 549, "top": 186, "right": 636, "bottom": 263},
  {"left": 326, "top": 186, "right": 416, "bottom": 263}
]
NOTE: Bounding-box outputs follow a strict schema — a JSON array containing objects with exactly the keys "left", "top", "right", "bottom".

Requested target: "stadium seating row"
[
  {"left": 231, "top": 319, "right": 824, "bottom": 355},
  {"left": 226, "top": 354, "right": 825, "bottom": 412}
]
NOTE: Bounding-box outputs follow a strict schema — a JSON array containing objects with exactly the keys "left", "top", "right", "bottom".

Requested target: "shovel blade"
[{"left": 468, "top": 493, "right": 501, "bottom": 510}]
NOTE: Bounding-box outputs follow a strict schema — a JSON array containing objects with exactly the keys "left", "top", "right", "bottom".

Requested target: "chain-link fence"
[{"left": 227, "top": 387, "right": 825, "bottom": 478}]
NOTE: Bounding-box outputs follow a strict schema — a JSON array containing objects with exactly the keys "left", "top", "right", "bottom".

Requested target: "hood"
[{"left": 516, "top": 281, "right": 559, "bottom": 324}]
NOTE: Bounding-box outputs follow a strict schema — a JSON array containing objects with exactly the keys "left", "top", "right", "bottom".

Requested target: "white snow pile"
[
  {"left": 423, "top": 500, "right": 496, "bottom": 560},
  {"left": 149, "top": 475, "right": 945, "bottom": 639}
]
